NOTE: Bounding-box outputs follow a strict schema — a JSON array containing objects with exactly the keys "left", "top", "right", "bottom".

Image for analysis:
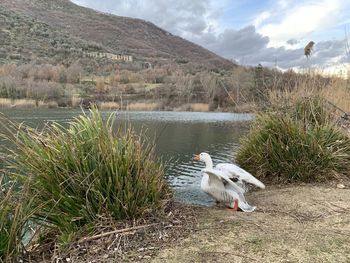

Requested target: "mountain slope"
[
  {"left": 0, "top": 6, "right": 101, "bottom": 65},
  {"left": 0, "top": 0, "right": 234, "bottom": 69}
]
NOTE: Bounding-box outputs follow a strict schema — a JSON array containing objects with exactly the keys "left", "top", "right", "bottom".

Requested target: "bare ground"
[
  {"left": 152, "top": 182, "right": 350, "bottom": 263},
  {"left": 32, "top": 182, "right": 350, "bottom": 262}
]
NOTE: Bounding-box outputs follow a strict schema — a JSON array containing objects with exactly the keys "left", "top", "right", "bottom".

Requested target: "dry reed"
[
  {"left": 0, "top": 98, "right": 36, "bottom": 108},
  {"left": 127, "top": 102, "right": 160, "bottom": 111},
  {"left": 0, "top": 99, "right": 61, "bottom": 109},
  {"left": 37, "top": 101, "right": 59, "bottom": 109},
  {"left": 269, "top": 78, "right": 350, "bottom": 113},
  {"left": 99, "top": 101, "right": 120, "bottom": 110},
  {"left": 71, "top": 95, "right": 82, "bottom": 108},
  {"left": 189, "top": 103, "right": 209, "bottom": 112}
]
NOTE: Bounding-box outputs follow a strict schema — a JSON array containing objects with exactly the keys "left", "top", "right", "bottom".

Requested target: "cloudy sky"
[{"left": 72, "top": 0, "right": 350, "bottom": 72}]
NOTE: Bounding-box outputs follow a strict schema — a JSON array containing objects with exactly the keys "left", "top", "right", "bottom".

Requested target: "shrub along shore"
[
  {"left": 236, "top": 97, "right": 350, "bottom": 183},
  {"left": 0, "top": 108, "right": 171, "bottom": 262}
]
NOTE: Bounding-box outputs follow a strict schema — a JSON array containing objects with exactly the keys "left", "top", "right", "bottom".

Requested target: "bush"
[
  {"left": 236, "top": 97, "right": 350, "bottom": 183},
  {"left": 1, "top": 108, "right": 169, "bottom": 239}
]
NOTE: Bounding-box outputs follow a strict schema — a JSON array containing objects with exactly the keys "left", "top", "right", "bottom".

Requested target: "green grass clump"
[
  {"left": 0, "top": 178, "right": 19, "bottom": 262},
  {"left": 0, "top": 177, "right": 33, "bottom": 262},
  {"left": 1, "top": 108, "right": 169, "bottom": 240},
  {"left": 236, "top": 97, "right": 350, "bottom": 183},
  {"left": 291, "top": 96, "right": 334, "bottom": 127}
]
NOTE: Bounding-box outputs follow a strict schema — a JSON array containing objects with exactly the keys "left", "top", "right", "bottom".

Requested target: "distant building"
[{"left": 84, "top": 52, "right": 133, "bottom": 62}]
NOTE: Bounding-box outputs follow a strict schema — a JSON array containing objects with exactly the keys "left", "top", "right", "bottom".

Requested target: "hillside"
[
  {"left": 0, "top": 6, "right": 101, "bottom": 65},
  {"left": 0, "top": 0, "right": 234, "bottom": 69}
]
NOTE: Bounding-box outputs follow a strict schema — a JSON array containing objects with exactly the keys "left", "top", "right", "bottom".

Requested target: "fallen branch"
[{"left": 77, "top": 223, "right": 160, "bottom": 243}]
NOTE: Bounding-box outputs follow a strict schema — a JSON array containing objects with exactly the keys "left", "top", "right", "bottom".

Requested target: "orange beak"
[{"left": 193, "top": 154, "right": 200, "bottom": 161}]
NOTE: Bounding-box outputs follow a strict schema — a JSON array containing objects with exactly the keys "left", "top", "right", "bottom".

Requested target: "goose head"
[{"left": 193, "top": 152, "right": 213, "bottom": 169}]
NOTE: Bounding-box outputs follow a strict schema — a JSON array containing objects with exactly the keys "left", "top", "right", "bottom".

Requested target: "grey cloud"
[
  {"left": 249, "top": 47, "right": 305, "bottom": 68},
  {"left": 183, "top": 18, "right": 207, "bottom": 35},
  {"left": 72, "top": 0, "right": 213, "bottom": 36},
  {"left": 206, "top": 26, "right": 269, "bottom": 57},
  {"left": 287, "top": 38, "right": 299, "bottom": 45},
  {"left": 194, "top": 26, "right": 347, "bottom": 69},
  {"left": 314, "top": 40, "right": 346, "bottom": 58},
  {"left": 248, "top": 39, "right": 348, "bottom": 68}
]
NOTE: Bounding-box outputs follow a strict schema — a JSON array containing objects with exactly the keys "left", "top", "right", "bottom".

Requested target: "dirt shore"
[
  {"left": 152, "top": 182, "right": 350, "bottom": 263},
  {"left": 34, "top": 182, "right": 350, "bottom": 262}
]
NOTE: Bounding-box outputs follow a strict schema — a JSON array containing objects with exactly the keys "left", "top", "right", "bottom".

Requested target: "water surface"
[{"left": 0, "top": 109, "right": 252, "bottom": 206}]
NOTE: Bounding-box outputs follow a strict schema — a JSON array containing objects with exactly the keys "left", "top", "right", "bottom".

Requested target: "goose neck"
[{"left": 204, "top": 158, "right": 213, "bottom": 169}]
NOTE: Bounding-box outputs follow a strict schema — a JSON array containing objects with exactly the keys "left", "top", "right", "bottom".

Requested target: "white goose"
[{"left": 194, "top": 152, "right": 265, "bottom": 212}]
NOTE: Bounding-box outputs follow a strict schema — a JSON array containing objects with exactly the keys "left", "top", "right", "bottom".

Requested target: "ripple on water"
[{"left": 167, "top": 142, "right": 239, "bottom": 191}]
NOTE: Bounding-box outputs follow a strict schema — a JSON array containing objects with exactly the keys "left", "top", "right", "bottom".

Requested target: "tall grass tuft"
[
  {"left": 0, "top": 176, "right": 34, "bottom": 262},
  {"left": 1, "top": 108, "right": 169, "bottom": 240},
  {"left": 236, "top": 97, "right": 350, "bottom": 183},
  {"left": 288, "top": 96, "right": 336, "bottom": 129}
]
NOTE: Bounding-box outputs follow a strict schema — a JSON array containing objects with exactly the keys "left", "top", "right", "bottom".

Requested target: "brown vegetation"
[
  {"left": 175, "top": 103, "right": 209, "bottom": 112},
  {"left": 0, "top": 98, "right": 58, "bottom": 108},
  {"left": 99, "top": 101, "right": 120, "bottom": 110},
  {"left": 1, "top": 61, "right": 349, "bottom": 113},
  {"left": 269, "top": 72, "right": 350, "bottom": 113},
  {"left": 127, "top": 102, "right": 161, "bottom": 111},
  {"left": 29, "top": 202, "right": 197, "bottom": 263}
]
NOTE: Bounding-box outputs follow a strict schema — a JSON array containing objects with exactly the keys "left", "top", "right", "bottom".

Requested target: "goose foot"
[{"left": 226, "top": 199, "right": 239, "bottom": 212}]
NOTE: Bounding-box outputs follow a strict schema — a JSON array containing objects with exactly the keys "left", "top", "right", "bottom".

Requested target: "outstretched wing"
[
  {"left": 202, "top": 168, "right": 245, "bottom": 193},
  {"left": 216, "top": 163, "right": 265, "bottom": 189}
]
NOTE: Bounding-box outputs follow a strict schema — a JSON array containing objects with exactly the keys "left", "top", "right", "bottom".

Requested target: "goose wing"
[
  {"left": 202, "top": 168, "right": 245, "bottom": 193},
  {"left": 216, "top": 163, "right": 265, "bottom": 189}
]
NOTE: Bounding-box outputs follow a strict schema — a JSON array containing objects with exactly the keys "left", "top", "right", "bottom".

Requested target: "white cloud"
[
  {"left": 258, "top": 0, "right": 341, "bottom": 47},
  {"left": 253, "top": 11, "right": 271, "bottom": 27},
  {"left": 277, "top": 0, "right": 288, "bottom": 9}
]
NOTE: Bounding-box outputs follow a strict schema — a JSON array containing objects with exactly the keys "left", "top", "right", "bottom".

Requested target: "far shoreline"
[{"left": 0, "top": 99, "right": 256, "bottom": 113}]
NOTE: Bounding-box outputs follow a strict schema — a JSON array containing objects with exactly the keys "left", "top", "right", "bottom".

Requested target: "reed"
[
  {"left": 71, "top": 95, "right": 82, "bottom": 108},
  {"left": 319, "top": 82, "right": 350, "bottom": 113},
  {"left": 189, "top": 103, "right": 209, "bottom": 112},
  {"left": 0, "top": 98, "right": 36, "bottom": 108},
  {"left": 236, "top": 97, "right": 350, "bottom": 183},
  {"left": 0, "top": 108, "right": 170, "bottom": 243},
  {"left": 174, "top": 103, "right": 209, "bottom": 112},
  {"left": 0, "top": 177, "right": 34, "bottom": 262},
  {"left": 127, "top": 102, "right": 160, "bottom": 111},
  {"left": 0, "top": 98, "right": 60, "bottom": 108},
  {"left": 37, "top": 101, "right": 59, "bottom": 108},
  {"left": 99, "top": 101, "right": 120, "bottom": 110},
  {"left": 268, "top": 78, "right": 350, "bottom": 113}
]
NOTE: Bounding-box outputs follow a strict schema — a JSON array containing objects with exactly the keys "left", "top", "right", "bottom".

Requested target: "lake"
[{"left": 0, "top": 109, "right": 253, "bottom": 206}]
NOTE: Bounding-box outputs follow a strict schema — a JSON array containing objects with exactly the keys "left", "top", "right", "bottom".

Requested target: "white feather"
[{"left": 216, "top": 163, "right": 265, "bottom": 189}]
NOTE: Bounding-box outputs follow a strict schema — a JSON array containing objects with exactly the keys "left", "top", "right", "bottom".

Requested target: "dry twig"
[{"left": 77, "top": 223, "right": 160, "bottom": 243}]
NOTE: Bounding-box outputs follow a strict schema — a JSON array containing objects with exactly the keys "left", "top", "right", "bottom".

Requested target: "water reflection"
[{"left": 0, "top": 109, "right": 251, "bottom": 206}]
